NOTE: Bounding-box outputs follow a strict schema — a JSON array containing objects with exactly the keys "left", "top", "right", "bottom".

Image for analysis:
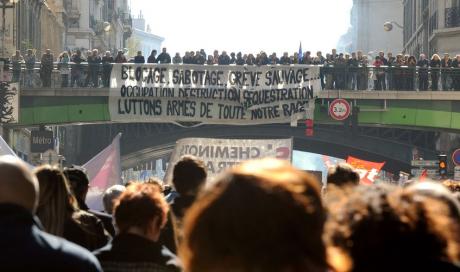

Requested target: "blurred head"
[
  {"left": 105, "top": 51, "right": 111, "bottom": 57},
  {"left": 102, "top": 185, "right": 126, "bottom": 214},
  {"left": 35, "top": 165, "right": 77, "bottom": 236},
  {"left": 444, "top": 53, "right": 450, "bottom": 59},
  {"left": 172, "top": 155, "right": 207, "bottom": 196},
  {"left": 407, "top": 182, "right": 460, "bottom": 235},
  {"left": 27, "top": 49, "right": 33, "bottom": 55},
  {"left": 150, "top": 49, "right": 157, "bottom": 56},
  {"left": 114, "top": 183, "right": 169, "bottom": 241},
  {"left": 420, "top": 53, "right": 426, "bottom": 60},
  {"left": 46, "top": 49, "right": 51, "bottom": 54},
  {"left": 327, "top": 163, "right": 360, "bottom": 188},
  {"left": 162, "top": 47, "right": 167, "bottom": 53},
  {"left": 137, "top": 51, "right": 142, "bottom": 56},
  {"left": 325, "top": 185, "right": 460, "bottom": 272},
  {"left": 92, "top": 49, "right": 98, "bottom": 56},
  {"left": 0, "top": 156, "right": 38, "bottom": 213},
  {"left": 63, "top": 167, "right": 89, "bottom": 209},
  {"left": 181, "top": 158, "right": 327, "bottom": 272}
]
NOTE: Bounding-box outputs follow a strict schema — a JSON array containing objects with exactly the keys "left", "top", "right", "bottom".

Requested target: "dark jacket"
[
  {"left": 157, "top": 52, "right": 171, "bottom": 64},
  {"left": 218, "top": 54, "right": 231, "bottom": 65},
  {"left": 134, "top": 55, "right": 145, "bottom": 64},
  {"left": 417, "top": 59, "right": 430, "bottom": 74},
  {"left": 0, "top": 204, "right": 101, "bottom": 272},
  {"left": 64, "top": 209, "right": 111, "bottom": 251},
  {"left": 94, "top": 233, "right": 181, "bottom": 272},
  {"left": 79, "top": 200, "right": 115, "bottom": 237},
  {"left": 147, "top": 55, "right": 157, "bottom": 63}
]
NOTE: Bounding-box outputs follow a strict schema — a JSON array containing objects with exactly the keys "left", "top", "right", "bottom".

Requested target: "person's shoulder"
[{"left": 35, "top": 227, "right": 102, "bottom": 271}]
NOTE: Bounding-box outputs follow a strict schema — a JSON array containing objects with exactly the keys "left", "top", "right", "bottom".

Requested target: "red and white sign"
[
  {"left": 346, "top": 156, "right": 385, "bottom": 185},
  {"left": 329, "top": 99, "right": 351, "bottom": 121}
]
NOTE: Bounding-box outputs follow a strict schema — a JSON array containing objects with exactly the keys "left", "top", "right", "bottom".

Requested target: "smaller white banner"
[{"left": 164, "top": 137, "right": 293, "bottom": 183}]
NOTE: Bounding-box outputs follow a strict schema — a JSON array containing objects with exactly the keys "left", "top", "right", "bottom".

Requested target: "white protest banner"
[
  {"left": 0, "top": 82, "right": 19, "bottom": 123},
  {"left": 109, "top": 64, "right": 320, "bottom": 125},
  {"left": 163, "top": 137, "right": 293, "bottom": 183}
]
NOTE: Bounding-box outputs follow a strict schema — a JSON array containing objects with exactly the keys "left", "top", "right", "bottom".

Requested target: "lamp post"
[
  {"left": 1, "top": 0, "right": 18, "bottom": 58},
  {"left": 383, "top": 21, "right": 403, "bottom": 32}
]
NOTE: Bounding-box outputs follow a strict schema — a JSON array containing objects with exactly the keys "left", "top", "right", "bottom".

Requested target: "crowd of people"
[
  {"left": 5, "top": 47, "right": 460, "bottom": 91},
  {"left": 2, "top": 154, "right": 460, "bottom": 271}
]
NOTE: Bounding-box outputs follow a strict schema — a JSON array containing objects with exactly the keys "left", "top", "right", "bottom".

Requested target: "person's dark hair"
[
  {"left": 327, "top": 163, "right": 360, "bottom": 187},
  {"left": 325, "top": 185, "right": 460, "bottom": 272},
  {"left": 172, "top": 155, "right": 207, "bottom": 195},
  {"left": 63, "top": 167, "right": 89, "bottom": 208},
  {"left": 114, "top": 182, "right": 169, "bottom": 234},
  {"left": 181, "top": 159, "right": 327, "bottom": 272}
]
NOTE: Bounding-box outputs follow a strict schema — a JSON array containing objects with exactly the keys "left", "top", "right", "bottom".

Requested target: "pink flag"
[{"left": 83, "top": 133, "right": 121, "bottom": 210}]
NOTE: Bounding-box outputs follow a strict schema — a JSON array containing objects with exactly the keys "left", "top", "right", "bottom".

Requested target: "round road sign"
[
  {"left": 329, "top": 99, "right": 351, "bottom": 121},
  {"left": 452, "top": 149, "right": 460, "bottom": 166}
]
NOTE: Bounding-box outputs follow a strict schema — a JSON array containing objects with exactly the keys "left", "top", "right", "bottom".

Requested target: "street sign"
[
  {"left": 411, "top": 168, "right": 438, "bottom": 177},
  {"left": 31, "top": 130, "right": 54, "bottom": 153},
  {"left": 329, "top": 99, "right": 351, "bottom": 121},
  {"left": 410, "top": 160, "right": 438, "bottom": 167},
  {"left": 452, "top": 149, "right": 460, "bottom": 166}
]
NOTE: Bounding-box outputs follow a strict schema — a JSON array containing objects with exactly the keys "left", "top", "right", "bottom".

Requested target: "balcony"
[{"left": 445, "top": 7, "right": 460, "bottom": 28}]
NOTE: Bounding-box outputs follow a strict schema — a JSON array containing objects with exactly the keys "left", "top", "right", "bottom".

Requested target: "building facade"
[
  {"left": 14, "top": 0, "right": 66, "bottom": 57},
  {"left": 404, "top": 0, "right": 460, "bottom": 56},
  {"left": 347, "top": 0, "right": 404, "bottom": 55},
  {"left": 66, "top": 0, "right": 132, "bottom": 53},
  {"left": 128, "top": 11, "right": 164, "bottom": 58}
]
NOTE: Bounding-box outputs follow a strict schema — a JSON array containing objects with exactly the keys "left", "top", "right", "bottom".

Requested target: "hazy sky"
[{"left": 130, "top": 0, "right": 353, "bottom": 56}]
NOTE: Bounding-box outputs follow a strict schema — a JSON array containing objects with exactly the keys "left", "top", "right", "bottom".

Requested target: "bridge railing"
[{"left": 4, "top": 62, "right": 460, "bottom": 92}]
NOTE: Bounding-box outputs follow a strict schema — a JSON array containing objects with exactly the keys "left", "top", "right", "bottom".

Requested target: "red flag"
[
  {"left": 346, "top": 156, "right": 385, "bottom": 185},
  {"left": 83, "top": 133, "right": 122, "bottom": 210},
  {"left": 419, "top": 169, "right": 428, "bottom": 181}
]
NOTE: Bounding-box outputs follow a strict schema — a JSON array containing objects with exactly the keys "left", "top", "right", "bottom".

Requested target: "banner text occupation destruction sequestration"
[{"left": 109, "top": 64, "right": 320, "bottom": 124}]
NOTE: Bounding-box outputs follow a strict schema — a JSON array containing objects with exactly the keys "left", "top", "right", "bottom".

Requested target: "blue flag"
[{"left": 298, "top": 42, "right": 303, "bottom": 63}]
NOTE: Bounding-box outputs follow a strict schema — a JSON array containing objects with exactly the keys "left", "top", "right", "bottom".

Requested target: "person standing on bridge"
[
  {"left": 88, "top": 49, "right": 102, "bottom": 87},
  {"left": 71, "top": 50, "right": 85, "bottom": 87},
  {"left": 58, "top": 51, "right": 70, "bottom": 87},
  {"left": 441, "top": 53, "right": 453, "bottom": 91},
  {"left": 147, "top": 49, "right": 157, "bottom": 64},
  {"left": 430, "top": 54, "right": 441, "bottom": 91},
  {"left": 417, "top": 54, "right": 429, "bottom": 91},
  {"left": 24, "top": 49, "right": 36, "bottom": 87},
  {"left": 115, "top": 50, "right": 128, "bottom": 63},
  {"left": 134, "top": 51, "right": 145, "bottom": 64},
  {"left": 10, "top": 50, "right": 23, "bottom": 83},
  {"left": 40, "top": 49, "right": 54, "bottom": 87},
  {"left": 102, "top": 51, "right": 114, "bottom": 88},
  {"left": 452, "top": 55, "right": 460, "bottom": 91},
  {"left": 157, "top": 47, "right": 171, "bottom": 64}
]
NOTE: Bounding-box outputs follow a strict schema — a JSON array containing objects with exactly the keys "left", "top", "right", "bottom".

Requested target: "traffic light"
[
  {"left": 305, "top": 119, "right": 314, "bottom": 137},
  {"left": 438, "top": 154, "right": 448, "bottom": 178}
]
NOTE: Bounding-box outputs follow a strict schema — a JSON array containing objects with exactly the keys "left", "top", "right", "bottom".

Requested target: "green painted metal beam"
[{"left": 17, "top": 95, "right": 460, "bottom": 131}]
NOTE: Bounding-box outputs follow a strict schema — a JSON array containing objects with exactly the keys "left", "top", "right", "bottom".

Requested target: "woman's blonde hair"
[{"left": 34, "top": 165, "right": 77, "bottom": 236}]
